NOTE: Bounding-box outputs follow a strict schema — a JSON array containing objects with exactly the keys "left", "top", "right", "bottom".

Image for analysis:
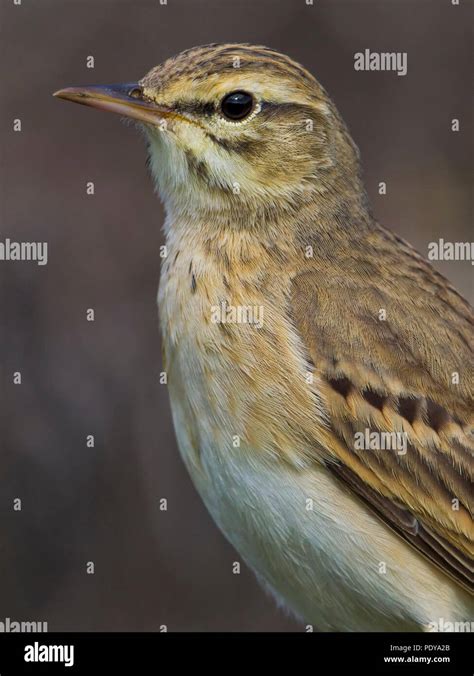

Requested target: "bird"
[{"left": 54, "top": 43, "right": 473, "bottom": 632}]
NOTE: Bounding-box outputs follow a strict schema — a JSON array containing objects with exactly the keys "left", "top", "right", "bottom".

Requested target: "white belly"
[{"left": 168, "top": 375, "right": 470, "bottom": 632}]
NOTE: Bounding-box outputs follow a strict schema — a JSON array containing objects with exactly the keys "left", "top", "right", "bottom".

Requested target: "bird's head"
[{"left": 55, "top": 43, "right": 365, "bottom": 228}]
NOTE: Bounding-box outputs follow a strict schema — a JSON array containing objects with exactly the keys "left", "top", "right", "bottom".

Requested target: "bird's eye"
[{"left": 220, "top": 91, "right": 254, "bottom": 121}]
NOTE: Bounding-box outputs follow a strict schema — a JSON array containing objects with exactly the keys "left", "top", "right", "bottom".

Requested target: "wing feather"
[{"left": 290, "top": 225, "right": 474, "bottom": 592}]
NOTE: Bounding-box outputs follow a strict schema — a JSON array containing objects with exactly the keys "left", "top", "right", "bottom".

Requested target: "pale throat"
[{"left": 144, "top": 125, "right": 323, "bottom": 235}]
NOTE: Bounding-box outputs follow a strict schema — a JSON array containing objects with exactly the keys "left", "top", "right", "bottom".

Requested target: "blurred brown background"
[{"left": 0, "top": 0, "right": 472, "bottom": 631}]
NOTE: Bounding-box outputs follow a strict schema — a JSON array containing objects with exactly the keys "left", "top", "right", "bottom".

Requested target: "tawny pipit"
[{"left": 55, "top": 44, "right": 473, "bottom": 631}]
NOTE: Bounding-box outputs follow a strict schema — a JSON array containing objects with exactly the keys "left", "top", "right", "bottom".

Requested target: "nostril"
[{"left": 128, "top": 86, "right": 143, "bottom": 99}]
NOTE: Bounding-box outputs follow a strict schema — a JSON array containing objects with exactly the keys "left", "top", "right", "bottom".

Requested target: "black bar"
[{"left": 0, "top": 632, "right": 470, "bottom": 674}]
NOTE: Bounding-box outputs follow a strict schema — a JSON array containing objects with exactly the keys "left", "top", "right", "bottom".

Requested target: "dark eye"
[{"left": 221, "top": 91, "right": 254, "bottom": 121}]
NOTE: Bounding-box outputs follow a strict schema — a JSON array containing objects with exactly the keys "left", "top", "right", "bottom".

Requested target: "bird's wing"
[{"left": 290, "top": 226, "right": 474, "bottom": 592}]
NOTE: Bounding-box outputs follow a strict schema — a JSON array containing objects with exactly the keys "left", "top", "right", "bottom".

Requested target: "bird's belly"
[{"left": 167, "top": 364, "right": 470, "bottom": 632}]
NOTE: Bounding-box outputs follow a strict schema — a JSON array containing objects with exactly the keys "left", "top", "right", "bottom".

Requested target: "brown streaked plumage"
[
  {"left": 291, "top": 225, "right": 474, "bottom": 591},
  {"left": 55, "top": 43, "right": 473, "bottom": 630}
]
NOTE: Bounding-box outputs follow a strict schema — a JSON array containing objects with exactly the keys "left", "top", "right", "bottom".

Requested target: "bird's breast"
[{"left": 157, "top": 226, "right": 327, "bottom": 492}]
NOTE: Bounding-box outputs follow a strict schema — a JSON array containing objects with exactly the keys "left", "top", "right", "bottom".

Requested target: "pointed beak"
[{"left": 53, "top": 83, "right": 173, "bottom": 125}]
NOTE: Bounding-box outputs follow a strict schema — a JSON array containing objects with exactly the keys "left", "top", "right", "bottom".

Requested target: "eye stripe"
[
  {"left": 174, "top": 101, "right": 216, "bottom": 116},
  {"left": 172, "top": 98, "right": 318, "bottom": 123}
]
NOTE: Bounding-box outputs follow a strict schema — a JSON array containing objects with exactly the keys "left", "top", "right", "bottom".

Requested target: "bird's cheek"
[{"left": 175, "top": 121, "right": 206, "bottom": 149}]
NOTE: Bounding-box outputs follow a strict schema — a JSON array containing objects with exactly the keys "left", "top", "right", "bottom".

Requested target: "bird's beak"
[{"left": 53, "top": 83, "right": 173, "bottom": 125}]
